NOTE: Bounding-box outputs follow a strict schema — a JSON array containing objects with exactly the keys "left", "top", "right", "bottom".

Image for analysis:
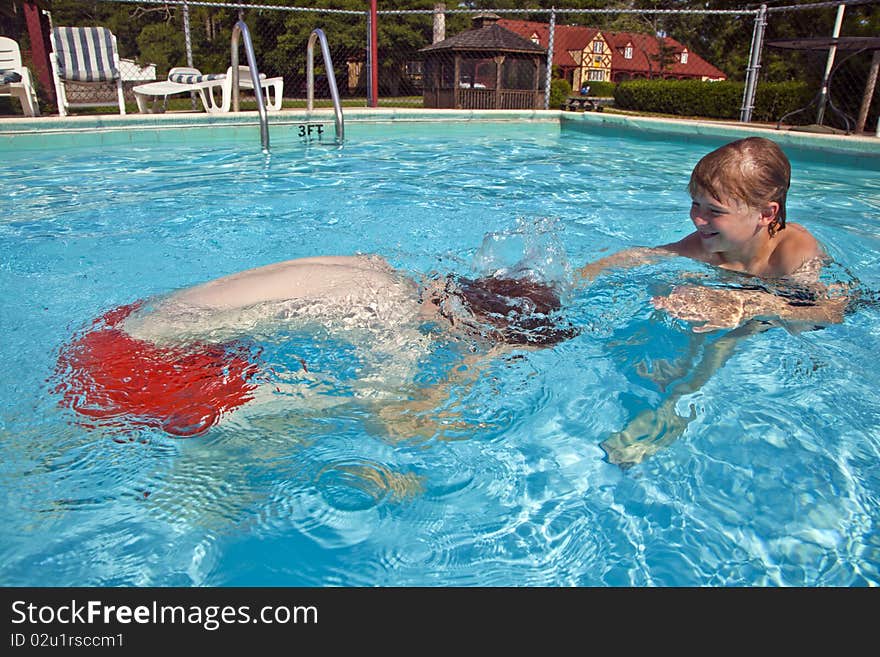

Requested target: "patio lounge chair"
[
  {"left": 132, "top": 67, "right": 224, "bottom": 114},
  {"left": 49, "top": 26, "right": 126, "bottom": 116},
  {"left": 0, "top": 36, "right": 40, "bottom": 116},
  {"left": 133, "top": 66, "right": 283, "bottom": 114}
]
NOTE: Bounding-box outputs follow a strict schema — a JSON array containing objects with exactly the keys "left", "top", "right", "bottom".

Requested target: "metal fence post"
[
  {"left": 740, "top": 4, "right": 766, "bottom": 123},
  {"left": 544, "top": 8, "right": 555, "bottom": 110},
  {"left": 23, "top": 1, "right": 55, "bottom": 106},
  {"left": 816, "top": 3, "right": 846, "bottom": 125},
  {"left": 365, "top": 9, "right": 373, "bottom": 107},
  {"left": 368, "top": 0, "right": 378, "bottom": 107},
  {"left": 182, "top": 1, "right": 196, "bottom": 110}
]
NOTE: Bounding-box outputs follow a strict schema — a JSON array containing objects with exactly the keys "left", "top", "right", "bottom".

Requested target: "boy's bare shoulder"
[
  {"left": 772, "top": 223, "right": 824, "bottom": 276},
  {"left": 781, "top": 222, "right": 820, "bottom": 245}
]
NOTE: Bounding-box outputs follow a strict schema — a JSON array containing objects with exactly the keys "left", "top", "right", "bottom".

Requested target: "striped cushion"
[
  {"left": 168, "top": 71, "right": 225, "bottom": 84},
  {"left": 52, "top": 27, "right": 119, "bottom": 82},
  {"left": 0, "top": 69, "right": 22, "bottom": 84}
]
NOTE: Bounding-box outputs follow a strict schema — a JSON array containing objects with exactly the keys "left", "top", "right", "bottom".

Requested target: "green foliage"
[
  {"left": 584, "top": 80, "right": 615, "bottom": 97},
  {"left": 549, "top": 77, "right": 571, "bottom": 109},
  {"left": 136, "top": 23, "right": 184, "bottom": 75},
  {"left": 752, "top": 81, "right": 814, "bottom": 124},
  {"left": 8, "top": 0, "right": 866, "bottom": 125},
  {"left": 613, "top": 78, "right": 812, "bottom": 122}
]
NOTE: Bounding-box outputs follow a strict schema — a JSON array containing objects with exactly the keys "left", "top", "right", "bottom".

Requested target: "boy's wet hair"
[
  {"left": 437, "top": 275, "right": 578, "bottom": 346},
  {"left": 688, "top": 136, "right": 791, "bottom": 237}
]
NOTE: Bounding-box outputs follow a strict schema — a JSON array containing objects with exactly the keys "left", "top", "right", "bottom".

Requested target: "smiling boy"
[
  {"left": 575, "top": 136, "right": 848, "bottom": 466},
  {"left": 577, "top": 136, "right": 845, "bottom": 332},
  {"left": 665, "top": 136, "right": 823, "bottom": 279}
]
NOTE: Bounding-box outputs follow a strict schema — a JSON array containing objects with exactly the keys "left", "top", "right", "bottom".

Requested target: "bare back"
[
  {"left": 122, "top": 255, "right": 423, "bottom": 344},
  {"left": 172, "top": 255, "right": 406, "bottom": 309}
]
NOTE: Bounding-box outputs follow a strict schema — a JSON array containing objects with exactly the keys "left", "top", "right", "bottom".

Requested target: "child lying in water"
[{"left": 55, "top": 254, "right": 576, "bottom": 436}]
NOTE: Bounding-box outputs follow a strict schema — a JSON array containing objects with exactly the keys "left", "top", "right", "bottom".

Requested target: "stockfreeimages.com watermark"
[{"left": 10, "top": 598, "right": 318, "bottom": 633}]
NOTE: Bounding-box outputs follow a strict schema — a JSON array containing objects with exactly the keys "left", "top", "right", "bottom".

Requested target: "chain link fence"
[
  {"left": 1, "top": 0, "right": 877, "bottom": 134},
  {"left": 764, "top": 1, "right": 879, "bottom": 133}
]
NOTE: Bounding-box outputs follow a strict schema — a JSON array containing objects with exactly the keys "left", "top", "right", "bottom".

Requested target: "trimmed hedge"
[
  {"left": 612, "top": 79, "right": 812, "bottom": 122},
  {"left": 752, "top": 81, "right": 816, "bottom": 124},
  {"left": 550, "top": 79, "right": 615, "bottom": 109},
  {"left": 579, "top": 80, "right": 616, "bottom": 98}
]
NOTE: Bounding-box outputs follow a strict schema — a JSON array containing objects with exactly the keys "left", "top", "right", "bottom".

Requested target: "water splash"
[{"left": 471, "top": 217, "right": 572, "bottom": 294}]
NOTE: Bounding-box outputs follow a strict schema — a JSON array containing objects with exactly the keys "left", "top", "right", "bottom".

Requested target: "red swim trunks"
[{"left": 54, "top": 302, "right": 261, "bottom": 437}]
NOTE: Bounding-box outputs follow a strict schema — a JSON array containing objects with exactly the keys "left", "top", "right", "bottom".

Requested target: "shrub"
[
  {"left": 582, "top": 80, "right": 616, "bottom": 98},
  {"left": 613, "top": 79, "right": 812, "bottom": 122},
  {"left": 549, "top": 77, "right": 572, "bottom": 109},
  {"left": 753, "top": 81, "right": 813, "bottom": 123}
]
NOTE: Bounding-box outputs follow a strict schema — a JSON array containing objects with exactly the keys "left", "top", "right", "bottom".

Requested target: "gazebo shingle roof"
[{"left": 420, "top": 23, "right": 546, "bottom": 55}]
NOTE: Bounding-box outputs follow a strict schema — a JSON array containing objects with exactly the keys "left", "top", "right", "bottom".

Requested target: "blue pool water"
[{"left": 1, "top": 119, "right": 879, "bottom": 586}]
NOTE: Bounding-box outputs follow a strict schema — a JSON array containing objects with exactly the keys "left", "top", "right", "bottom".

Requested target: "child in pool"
[
  {"left": 55, "top": 254, "right": 576, "bottom": 437},
  {"left": 120, "top": 254, "right": 574, "bottom": 347},
  {"left": 575, "top": 136, "right": 849, "bottom": 466},
  {"left": 577, "top": 136, "right": 847, "bottom": 331}
]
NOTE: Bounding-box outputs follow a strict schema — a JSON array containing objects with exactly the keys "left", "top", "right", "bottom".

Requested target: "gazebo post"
[
  {"left": 494, "top": 55, "right": 504, "bottom": 109},
  {"left": 533, "top": 57, "right": 540, "bottom": 108},
  {"left": 454, "top": 54, "right": 460, "bottom": 108}
]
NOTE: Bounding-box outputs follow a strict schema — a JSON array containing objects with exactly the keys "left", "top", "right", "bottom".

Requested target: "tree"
[{"left": 14, "top": 0, "right": 867, "bottom": 111}]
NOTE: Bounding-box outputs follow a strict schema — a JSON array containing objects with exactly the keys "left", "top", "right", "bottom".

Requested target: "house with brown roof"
[{"left": 497, "top": 19, "right": 726, "bottom": 90}]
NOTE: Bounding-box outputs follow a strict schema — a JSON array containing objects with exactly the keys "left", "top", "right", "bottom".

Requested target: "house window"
[
  {"left": 594, "top": 56, "right": 602, "bottom": 66},
  {"left": 681, "top": 49, "right": 688, "bottom": 64},
  {"left": 624, "top": 45, "right": 633, "bottom": 59},
  {"left": 588, "top": 70, "right": 604, "bottom": 82},
  {"left": 592, "top": 40, "right": 603, "bottom": 54}
]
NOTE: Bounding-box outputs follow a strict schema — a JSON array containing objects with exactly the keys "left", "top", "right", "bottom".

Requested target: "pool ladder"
[
  {"left": 307, "top": 28, "right": 345, "bottom": 143},
  {"left": 230, "top": 19, "right": 270, "bottom": 152},
  {"left": 229, "top": 23, "right": 344, "bottom": 149}
]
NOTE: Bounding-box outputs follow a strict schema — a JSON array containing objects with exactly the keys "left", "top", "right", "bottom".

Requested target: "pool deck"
[{"left": 1, "top": 107, "right": 878, "bottom": 160}]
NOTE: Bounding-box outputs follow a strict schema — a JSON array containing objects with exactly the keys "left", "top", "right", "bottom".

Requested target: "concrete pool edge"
[
  {"left": 1, "top": 107, "right": 878, "bottom": 159},
  {"left": 561, "top": 110, "right": 880, "bottom": 160}
]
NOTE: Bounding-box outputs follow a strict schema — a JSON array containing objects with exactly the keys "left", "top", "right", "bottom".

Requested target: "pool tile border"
[{"left": 1, "top": 107, "right": 878, "bottom": 160}]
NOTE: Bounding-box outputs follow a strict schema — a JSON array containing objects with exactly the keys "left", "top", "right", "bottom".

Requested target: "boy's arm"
[
  {"left": 574, "top": 246, "right": 673, "bottom": 285},
  {"left": 653, "top": 285, "right": 847, "bottom": 333}
]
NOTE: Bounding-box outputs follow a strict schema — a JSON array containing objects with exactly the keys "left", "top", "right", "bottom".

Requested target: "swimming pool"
[{"left": 2, "top": 113, "right": 879, "bottom": 586}]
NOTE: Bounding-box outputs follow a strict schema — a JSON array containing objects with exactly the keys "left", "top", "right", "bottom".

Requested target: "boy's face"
[{"left": 689, "top": 187, "right": 775, "bottom": 253}]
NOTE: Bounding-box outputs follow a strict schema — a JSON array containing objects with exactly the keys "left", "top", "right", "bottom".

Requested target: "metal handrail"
[
  {"left": 230, "top": 20, "right": 269, "bottom": 153},
  {"left": 307, "top": 28, "right": 344, "bottom": 143}
]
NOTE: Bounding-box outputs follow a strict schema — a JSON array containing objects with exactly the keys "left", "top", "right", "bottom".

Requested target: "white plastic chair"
[
  {"left": 0, "top": 36, "right": 40, "bottom": 117},
  {"left": 133, "top": 66, "right": 283, "bottom": 114},
  {"left": 205, "top": 65, "right": 284, "bottom": 113},
  {"left": 132, "top": 67, "right": 224, "bottom": 113},
  {"left": 49, "top": 26, "right": 125, "bottom": 116}
]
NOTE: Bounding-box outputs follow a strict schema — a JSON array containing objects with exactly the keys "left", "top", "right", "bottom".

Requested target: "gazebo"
[{"left": 420, "top": 13, "right": 547, "bottom": 110}]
